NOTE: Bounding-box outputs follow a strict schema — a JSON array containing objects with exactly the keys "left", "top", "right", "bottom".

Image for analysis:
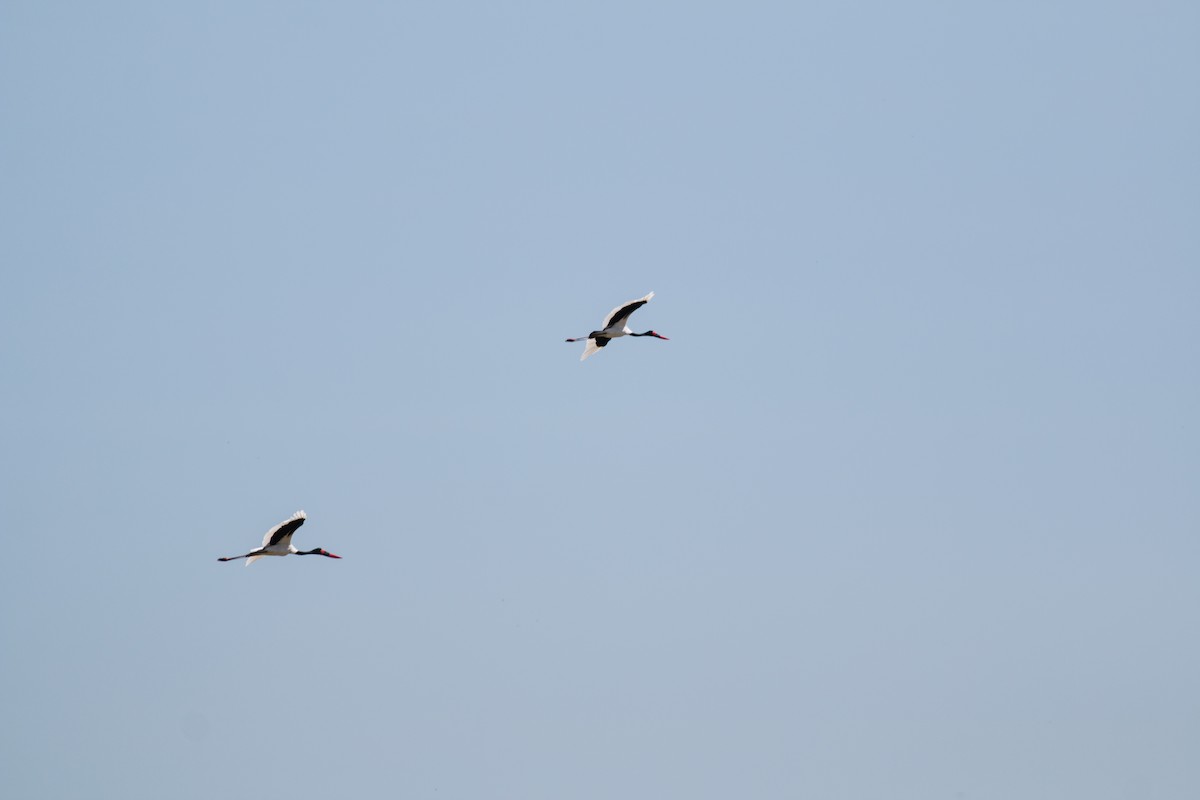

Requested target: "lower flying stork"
[
  {"left": 565, "top": 291, "right": 668, "bottom": 361},
  {"left": 217, "top": 510, "right": 341, "bottom": 566}
]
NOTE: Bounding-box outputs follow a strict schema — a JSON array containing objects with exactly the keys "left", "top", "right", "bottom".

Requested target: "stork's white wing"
[
  {"left": 260, "top": 510, "right": 307, "bottom": 547},
  {"left": 245, "top": 555, "right": 264, "bottom": 567},
  {"left": 581, "top": 339, "right": 603, "bottom": 361},
  {"left": 602, "top": 292, "right": 654, "bottom": 330}
]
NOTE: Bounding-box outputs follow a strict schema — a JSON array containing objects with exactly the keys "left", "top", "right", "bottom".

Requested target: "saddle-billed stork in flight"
[
  {"left": 566, "top": 291, "right": 668, "bottom": 361},
  {"left": 217, "top": 511, "right": 341, "bottom": 566}
]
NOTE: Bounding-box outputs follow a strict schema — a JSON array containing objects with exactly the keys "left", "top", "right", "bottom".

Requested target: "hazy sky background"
[{"left": 2, "top": 2, "right": 1198, "bottom": 798}]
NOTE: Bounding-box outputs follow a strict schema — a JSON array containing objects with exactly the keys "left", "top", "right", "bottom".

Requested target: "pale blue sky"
[{"left": 2, "top": 2, "right": 1198, "bottom": 798}]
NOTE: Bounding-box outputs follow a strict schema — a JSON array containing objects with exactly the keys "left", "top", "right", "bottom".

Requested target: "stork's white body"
[{"left": 251, "top": 542, "right": 301, "bottom": 561}]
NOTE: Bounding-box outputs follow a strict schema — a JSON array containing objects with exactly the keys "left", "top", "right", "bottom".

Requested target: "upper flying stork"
[
  {"left": 217, "top": 510, "right": 341, "bottom": 566},
  {"left": 565, "top": 291, "right": 668, "bottom": 361}
]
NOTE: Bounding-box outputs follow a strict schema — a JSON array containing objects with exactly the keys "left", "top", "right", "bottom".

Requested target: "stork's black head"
[
  {"left": 300, "top": 547, "right": 341, "bottom": 558},
  {"left": 644, "top": 330, "right": 669, "bottom": 340}
]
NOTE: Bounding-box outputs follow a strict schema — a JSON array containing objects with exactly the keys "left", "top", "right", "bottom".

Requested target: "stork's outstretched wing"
[
  {"left": 580, "top": 337, "right": 610, "bottom": 361},
  {"left": 602, "top": 292, "right": 654, "bottom": 331},
  {"left": 261, "top": 510, "right": 307, "bottom": 548}
]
